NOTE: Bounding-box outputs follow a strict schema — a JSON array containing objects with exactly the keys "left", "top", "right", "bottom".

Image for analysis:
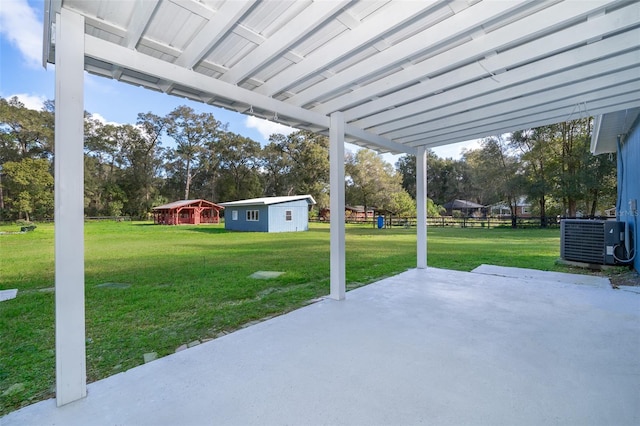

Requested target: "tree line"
[
  {"left": 0, "top": 96, "right": 615, "bottom": 222},
  {"left": 397, "top": 118, "right": 616, "bottom": 219}
]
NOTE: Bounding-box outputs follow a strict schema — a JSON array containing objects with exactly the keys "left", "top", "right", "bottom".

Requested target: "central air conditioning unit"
[{"left": 560, "top": 219, "right": 627, "bottom": 265}]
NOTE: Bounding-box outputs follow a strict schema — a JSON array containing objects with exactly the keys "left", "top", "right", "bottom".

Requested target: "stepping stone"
[
  {"left": 249, "top": 271, "right": 284, "bottom": 279},
  {"left": 96, "top": 283, "right": 131, "bottom": 289},
  {"left": 143, "top": 352, "right": 157, "bottom": 363},
  {"left": 187, "top": 340, "right": 201, "bottom": 348},
  {"left": 175, "top": 344, "right": 188, "bottom": 353},
  {"left": 2, "top": 383, "right": 25, "bottom": 397},
  {"left": 0, "top": 289, "right": 18, "bottom": 302}
]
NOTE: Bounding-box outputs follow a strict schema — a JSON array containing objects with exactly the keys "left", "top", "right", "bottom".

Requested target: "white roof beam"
[
  {"left": 219, "top": 0, "right": 351, "bottom": 85},
  {"left": 358, "top": 28, "right": 640, "bottom": 133},
  {"left": 286, "top": 0, "right": 531, "bottom": 107},
  {"left": 321, "top": 0, "right": 614, "bottom": 118},
  {"left": 83, "top": 15, "right": 127, "bottom": 38},
  {"left": 397, "top": 75, "right": 640, "bottom": 144},
  {"left": 378, "top": 58, "right": 638, "bottom": 141},
  {"left": 255, "top": 0, "right": 439, "bottom": 97},
  {"left": 174, "top": 1, "right": 256, "bottom": 69},
  {"left": 410, "top": 95, "right": 640, "bottom": 148},
  {"left": 122, "top": 0, "right": 159, "bottom": 49},
  {"left": 344, "top": 124, "right": 414, "bottom": 155},
  {"left": 84, "top": 34, "right": 330, "bottom": 129},
  {"left": 386, "top": 56, "right": 640, "bottom": 140},
  {"left": 84, "top": 33, "right": 405, "bottom": 154},
  {"left": 173, "top": 0, "right": 215, "bottom": 19}
]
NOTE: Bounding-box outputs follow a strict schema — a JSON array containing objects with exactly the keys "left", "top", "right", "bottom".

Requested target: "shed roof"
[
  {"left": 43, "top": 0, "right": 640, "bottom": 154},
  {"left": 152, "top": 199, "right": 224, "bottom": 210},
  {"left": 444, "top": 199, "right": 485, "bottom": 209},
  {"left": 219, "top": 195, "right": 316, "bottom": 207}
]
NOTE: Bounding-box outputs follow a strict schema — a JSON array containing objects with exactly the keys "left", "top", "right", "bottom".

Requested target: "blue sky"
[{"left": 0, "top": 0, "right": 477, "bottom": 161}]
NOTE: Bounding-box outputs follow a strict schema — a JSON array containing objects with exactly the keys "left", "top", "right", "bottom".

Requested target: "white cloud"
[
  {"left": 245, "top": 115, "right": 296, "bottom": 141},
  {"left": 0, "top": 0, "right": 43, "bottom": 69},
  {"left": 432, "top": 139, "right": 482, "bottom": 159},
  {"left": 89, "top": 112, "right": 120, "bottom": 126},
  {"left": 6, "top": 93, "right": 46, "bottom": 110}
]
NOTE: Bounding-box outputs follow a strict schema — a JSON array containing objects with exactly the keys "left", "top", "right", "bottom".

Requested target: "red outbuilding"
[{"left": 152, "top": 199, "right": 224, "bottom": 225}]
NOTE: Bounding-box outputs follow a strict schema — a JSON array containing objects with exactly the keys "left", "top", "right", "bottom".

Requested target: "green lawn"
[{"left": 0, "top": 221, "right": 562, "bottom": 414}]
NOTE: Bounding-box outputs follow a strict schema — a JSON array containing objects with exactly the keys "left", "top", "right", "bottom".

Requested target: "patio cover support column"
[
  {"left": 416, "top": 146, "right": 427, "bottom": 268},
  {"left": 329, "top": 112, "right": 346, "bottom": 300},
  {"left": 54, "top": 8, "right": 87, "bottom": 406}
]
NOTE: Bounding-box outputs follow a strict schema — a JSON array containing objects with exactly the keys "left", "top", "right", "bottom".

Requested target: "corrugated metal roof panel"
[
  {"left": 45, "top": 0, "right": 640, "bottom": 154},
  {"left": 220, "top": 195, "right": 316, "bottom": 207}
]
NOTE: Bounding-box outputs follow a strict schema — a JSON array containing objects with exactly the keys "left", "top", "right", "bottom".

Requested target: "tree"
[
  {"left": 464, "top": 136, "right": 524, "bottom": 221},
  {"left": 510, "top": 128, "right": 555, "bottom": 224},
  {"left": 2, "top": 158, "right": 54, "bottom": 221},
  {"left": 427, "top": 198, "right": 445, "bottom": 217},
  {"left": 0, "top": 97, "right": 55, "bottom": 220},
  {"left": 118, "top": 113, "right": 166, "bottom": 218},
  {"left": 426, "top": 156, "right": 474, "bottom": 205},
  {"left": 582, "top": 148, "right": 616, "bottom": 216},
  {"left": 216, "top": 132, "right": 263, "bottom": 201},
  {"left": 387, "top": 190, "right": 416, "bottom": 217},
  {"left": 395, "top": 154, "right": 416, "bottom": 198},
  {"left": 528, "top": 118, "right": 612, "bottom": 217},
  {"left": 165, "top": 106, "right": 221, "bottom": 200},
  {"left": 0, "top": 97, "right": 54, "bottom": 161},
  {"left": 261, "top": 139, "right": 290, "bottom": 197},
  {"left": 262, "top": 130, "right": 330, "bottom": 208},
  {"left": 346, "top": 149, "right": 402, "bottom": 215}
]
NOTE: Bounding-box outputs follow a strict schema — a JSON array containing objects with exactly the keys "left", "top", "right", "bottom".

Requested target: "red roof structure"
[{"left": 152, "top": 199, "right": 223, "bottom": 225}]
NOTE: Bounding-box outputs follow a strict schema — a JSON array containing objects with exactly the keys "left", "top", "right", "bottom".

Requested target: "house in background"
[
  {"left": 489, "top": 197, "right": 532, "bottom": 218},
  {"left": 443, "top": 199, "right": 485, "bottom": 217},
  {"left": 591, "top": 107, "right": 640, "bottom": 272},
  {"left": 345, "top": 205, "right": 374, "bottom": 221},
  {"left": 152, "top": 199, "right": 223, "bottom": 225},
  {"left": 318, "top": 206, "right": 374, "bottom": 222},
  {"left": 220, "top": 195, "right": 315, "bottom": 232}
]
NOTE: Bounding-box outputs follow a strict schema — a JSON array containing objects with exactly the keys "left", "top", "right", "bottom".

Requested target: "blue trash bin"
[{"left": 377, "top": 215, "right": 384, "bottom": 229}]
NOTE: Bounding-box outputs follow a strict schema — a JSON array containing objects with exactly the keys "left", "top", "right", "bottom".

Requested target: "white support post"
[
  {"left": 329, "top": 112, "right": 346, "bottom": 300},
  {"left": 416, "top": 146, "right": 427, "bottom": 269},
  {"left": 54, "top": 8, "right": 87, "bottom": 406}
]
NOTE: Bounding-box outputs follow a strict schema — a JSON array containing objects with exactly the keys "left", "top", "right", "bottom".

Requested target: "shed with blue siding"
[
  {"left": 592, "top": 108, "right": 640, "bottom": 272},
  {"left": 220, "top": 195, "right": 316, "bottom": 233}
]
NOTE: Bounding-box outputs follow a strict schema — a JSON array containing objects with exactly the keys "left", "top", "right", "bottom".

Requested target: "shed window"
[
  {"left": 285, "top": 210, "right": 292, "bottom": 221},
  {"left": 232, "top": 210, "right": 238, "bottom": 221},
  {"left": 247, "top": 210, "right": 259, "bottom": 221}
]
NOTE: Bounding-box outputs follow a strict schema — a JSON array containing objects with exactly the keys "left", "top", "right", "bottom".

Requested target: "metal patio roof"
[{"left": 43, "top": 0, "right": 640, "bottom": 154}]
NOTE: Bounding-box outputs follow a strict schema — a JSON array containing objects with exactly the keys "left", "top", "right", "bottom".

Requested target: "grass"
[{"left": 0, "top": 221, "right": 562, "bottom": 415}]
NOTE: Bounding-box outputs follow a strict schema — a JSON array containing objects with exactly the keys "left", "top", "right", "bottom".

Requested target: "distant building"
[
  {"left": 318, "top": 206, "right": 374, "bottom": 222},
  {"left": 489, "top": 197, "right": 532, "bottom": 218},
  {"left": 220, "top": 195, "right": 316, "bottom": 232},
  {"left": 152, "top": 199, "right": 224, "bottom": 225},
  {"left": 443, "top": 199, "right": 485, "bottom": 217},
  {"left": 345, "top": 205, "right": 375, "bottom": 221}
]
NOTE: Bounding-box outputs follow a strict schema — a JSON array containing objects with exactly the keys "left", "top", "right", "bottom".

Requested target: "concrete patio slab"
[
  {"left": 3, "top": 267, "right": 639, "bottom": 426},
  {"left": 471, "top": 264, "right": 612, "bottom": 288}
]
